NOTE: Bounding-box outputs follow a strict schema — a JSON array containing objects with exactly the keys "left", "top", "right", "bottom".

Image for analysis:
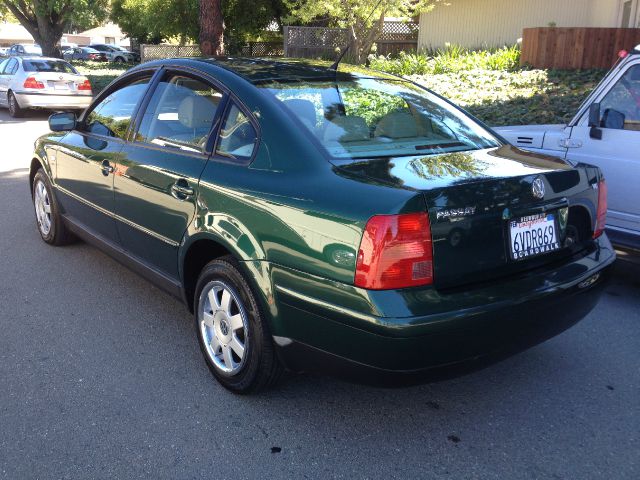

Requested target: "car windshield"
[
  {"left": 23, "top": 45, "right": 42, "bottom": 55},
  {"left": 261, "top": 77, "right": 500, "bottom": 160},
  {"left": 23, "top": 59, "right": 77, "bottom": 74}
]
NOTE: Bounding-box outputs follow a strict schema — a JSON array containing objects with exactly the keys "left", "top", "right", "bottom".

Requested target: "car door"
[
  {"left": 54, "top": 71, "right": 155, "bottom": 243},
  {"left": 566, "top": 61, "right": 640, "bottom": 237},
  {"left": 114, "top": 70, "right": 226, "bottom": 278}
]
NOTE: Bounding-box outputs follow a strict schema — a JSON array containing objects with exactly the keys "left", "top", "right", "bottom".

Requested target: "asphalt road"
[{"left": 1, "top": 109, "right": 639, "bottom": 479}]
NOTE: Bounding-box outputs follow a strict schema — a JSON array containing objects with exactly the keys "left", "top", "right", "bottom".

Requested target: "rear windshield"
[
  {"left": 261, "top": 77, "right": 500, "bottom": 159},
  {"left": 23, "top": 59, "right": 77, "bottom": 74},
  {"left": 23, "top": 45, "right": 42, "bottom": 55}
]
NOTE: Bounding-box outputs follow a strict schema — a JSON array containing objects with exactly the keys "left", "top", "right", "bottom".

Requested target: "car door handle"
[
  {"left": 171, "top": 180, "right": 194, "bottom": 199},
  {"left": 101, "top": 160, "right": 114, "bottom": 176}
]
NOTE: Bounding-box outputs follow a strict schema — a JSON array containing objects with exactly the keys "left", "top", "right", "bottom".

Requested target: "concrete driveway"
[{"left": 0, "top": 108, "right": 639, "bottom": 479}]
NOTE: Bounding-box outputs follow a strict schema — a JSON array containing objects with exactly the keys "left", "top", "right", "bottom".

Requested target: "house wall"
[{"left": 418, "top": 0, "right": 621, "bottom": 49}]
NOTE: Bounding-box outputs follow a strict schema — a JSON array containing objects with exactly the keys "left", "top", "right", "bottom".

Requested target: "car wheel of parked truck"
[{"left": 195, "top": 257, "right": 283, "bottom": 393}]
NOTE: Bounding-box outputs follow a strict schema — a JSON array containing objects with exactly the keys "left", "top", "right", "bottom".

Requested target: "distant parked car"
[
  {"left": 63, "top": 47, "right": 108, "bottom": 62},
  {"left": 0, "top": 47, "right": 8, "bottom": 57},
  {"left": 88, "top": 44, "right": 137, "bottom": 63},
  {"left": 496, "top": 44, "right": 640, "bottom": 250},
  {"left": 0, "top": 56, "right": 92, "bottom": 117},
  {"left": 7, "top": 44, "right": 42, "bottom": 56}
]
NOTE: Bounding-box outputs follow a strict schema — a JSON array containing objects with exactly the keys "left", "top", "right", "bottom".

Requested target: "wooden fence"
[
  {"left": 521, "top": 27, "right": 640, "bottom": 69},
  {"left": 284, "top": 21, "right": 418, "bottom": 59}
]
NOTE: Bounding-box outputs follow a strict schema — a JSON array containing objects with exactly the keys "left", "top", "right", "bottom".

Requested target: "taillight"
[
  {"left": 355, "top": 212, "right": 433, "bottom": 290},
  {"left": 593, "top": 178, "right": 607, "bottom": 238},
  {"left": 23, "top": 76, "right": 44, "bottom": 89},
  {"left": 78, "top": 79, "right": 92, "bottom": 91}
]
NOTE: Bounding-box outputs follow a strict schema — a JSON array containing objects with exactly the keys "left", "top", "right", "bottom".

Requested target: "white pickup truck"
[{"left": 496, "top": 45, "right": 640, "bottom": 250}]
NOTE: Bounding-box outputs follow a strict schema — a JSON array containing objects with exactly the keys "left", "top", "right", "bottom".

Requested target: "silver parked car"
[{"left": 0, "top": 56, "right": 93, "bottom": 117}]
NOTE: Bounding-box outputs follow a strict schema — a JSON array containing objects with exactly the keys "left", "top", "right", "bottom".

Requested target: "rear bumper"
[
  {"left": 271, "top": 235, "right": 616, "bottom": 383},
  {"left": 14, "top": 92, "right": 92, "bottom": 110}
]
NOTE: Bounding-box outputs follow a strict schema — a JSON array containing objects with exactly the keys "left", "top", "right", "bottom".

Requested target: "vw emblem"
[{"left": 532, "top": 177, "right": 545, "bottom": 199}]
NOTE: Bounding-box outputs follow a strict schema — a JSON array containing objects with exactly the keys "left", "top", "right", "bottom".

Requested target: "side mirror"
[
  {"left": 602, "top": 108, "right": 625, "bottom": 130},
  {"left": 588, "top": 103, "right": 602, "bottom": 140},
  {"left": 49, "top": 111, "right": 76, "bottom": 132}
]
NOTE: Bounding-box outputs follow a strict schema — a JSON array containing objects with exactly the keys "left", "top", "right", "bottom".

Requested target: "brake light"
[
  {"left": 77, "top": 79, "right": 92, "bottom": 91},
  {"left": 23, "top": 76, "right": 44, "bottom": 89},
  {"left": 593, "top": 178, "right": 607, "bottom": 239},
  {"left": 355, "top": 212, "right": 433, "bottom": 290}
]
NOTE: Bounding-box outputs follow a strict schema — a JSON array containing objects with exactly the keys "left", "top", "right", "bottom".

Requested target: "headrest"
[
  {"left": 178, "top": 96, "right": 218, "bottom": 129},
  {"left": 374, "top": 111, "right": 418, "bottom": 138},
  {"left": 324, "top": 116, "right": 370, "bottom": 142},
  {"left": 283, "top": 98, "right": 317, "bottom": 129}
]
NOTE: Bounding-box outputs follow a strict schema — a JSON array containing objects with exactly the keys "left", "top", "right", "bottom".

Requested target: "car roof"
[
  {"left": 137, "top": 57, "right": 399, "bottom": 85},
  {"left": 21, "top": 56, "right": 67, "bottom": 61}
]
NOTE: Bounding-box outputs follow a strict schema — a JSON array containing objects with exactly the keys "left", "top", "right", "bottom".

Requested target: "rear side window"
[
  {"left": 5, "top": 58, "right": 18, "bottom": 75},
  {"left": 23, "top": 60, "right": 77, "bottom": 74},
  {"left": 136, "top": 74, "right": 223, "bottom": 153},
  {"left": 216, "top": 103, "right": 257, "bottom": 161},
  {"left": 85, "top": 76, "right": 152, "bottom": 139}
]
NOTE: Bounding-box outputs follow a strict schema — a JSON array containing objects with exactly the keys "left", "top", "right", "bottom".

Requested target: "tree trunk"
[{"left": 199, "top": 0, "right": 224, "bottom": 56}]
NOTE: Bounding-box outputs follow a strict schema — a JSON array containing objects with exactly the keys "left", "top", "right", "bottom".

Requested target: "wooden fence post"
[{"left": 283, "top": 26, "right": 289, "bottom": 57}]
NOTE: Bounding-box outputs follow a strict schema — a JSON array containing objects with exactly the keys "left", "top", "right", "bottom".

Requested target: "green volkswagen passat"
[{"left": 30, "top": 58, "right": 615, "bottom": 393}]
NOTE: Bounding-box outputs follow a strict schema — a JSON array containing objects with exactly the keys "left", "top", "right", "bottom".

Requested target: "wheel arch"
[{"left": 180, "top": 234, "right": 275, "bottom": 321}]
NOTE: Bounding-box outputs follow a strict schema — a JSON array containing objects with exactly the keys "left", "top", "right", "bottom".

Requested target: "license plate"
[
  {"left": 509, "top": 213, "right": 560, "bottom": 260},
  {"left": 54, "top": 83, "right": 68, "bottom": 90}
]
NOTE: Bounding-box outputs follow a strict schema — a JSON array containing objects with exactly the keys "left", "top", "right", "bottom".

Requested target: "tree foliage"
[
  {"left": 285, "top": 0, "right": 443, "bottom": 63},
  {"left": 1, "top": 0, "right": 108, "bottom": 57},
  {"left": 111, "top": 0, "right": 289, "bottom": 47}
]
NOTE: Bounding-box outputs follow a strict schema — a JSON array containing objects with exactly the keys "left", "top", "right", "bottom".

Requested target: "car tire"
[
  {"left": 32, "top": 169, "right": 76, "bottom": 246},
  {"left": 114, "top": 56, "right": 125, "bottom": 63},
  {"left": 194, "top": 256, "right": 283, "bottom": 394},
  {"left": 8, "top": 91, "right": 24, "bottom": 118}
]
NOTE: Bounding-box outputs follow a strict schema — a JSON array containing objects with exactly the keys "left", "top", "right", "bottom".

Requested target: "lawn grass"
[{"left": 72, "top": 61, "right": 129, "bottom": 94}]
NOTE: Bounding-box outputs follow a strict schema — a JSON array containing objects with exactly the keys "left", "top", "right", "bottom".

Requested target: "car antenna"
[{"left": 329, "top": 45, "right": 350, "bottom": 71}]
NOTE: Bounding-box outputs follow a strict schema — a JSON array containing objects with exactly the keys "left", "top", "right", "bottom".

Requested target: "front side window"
[
  {"left": 216, "top": 103, "right": 258, "bottom": 160},
  {"left": 599, "top": 64, "right": 640, "bottom": 130},
  {"left": 262, "top": 77, "right": 499, "bottom": 160},
  {"left": 0, "top": 59, "right": 9, "bottom": 74},
  {"left": 85, "top": 76, "right": 151, "bottom": 139},
  {"left": 136, "top": 74, "right": 223, "bottom": 153}
]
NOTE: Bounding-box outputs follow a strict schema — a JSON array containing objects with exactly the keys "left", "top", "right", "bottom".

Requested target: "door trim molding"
[{"left": 56, "top": 185, "right": 180, "bottom": 247}]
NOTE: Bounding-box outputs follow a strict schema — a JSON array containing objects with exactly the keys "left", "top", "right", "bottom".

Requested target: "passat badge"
[
  {"left": 436, "top": 206, "right": 476, "bottom": 220},
  {"left": 532, "top": 177, "right": 545, "bottom": 199}
]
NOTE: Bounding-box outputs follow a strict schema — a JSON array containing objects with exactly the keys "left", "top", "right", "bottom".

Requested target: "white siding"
[{"left": 418, "top": 0, "right": 620, "bottom": 49}]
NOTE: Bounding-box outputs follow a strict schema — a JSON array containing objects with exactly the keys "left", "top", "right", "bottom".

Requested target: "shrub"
[{"left": 369, "top": 44, "right": 521, "bottom": 76}]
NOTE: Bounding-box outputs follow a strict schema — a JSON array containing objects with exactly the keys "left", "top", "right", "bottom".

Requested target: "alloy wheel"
[
  {"left": 34, "top": 179, "right": 52, "bottom": 236},
  {"left": 199, "top": 281, "right": 249, "bottom": 375}
]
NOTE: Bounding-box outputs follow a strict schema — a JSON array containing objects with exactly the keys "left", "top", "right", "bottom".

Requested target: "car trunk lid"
[{"left": 335, "top": 145, "right": 599, "bottom": 289}]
